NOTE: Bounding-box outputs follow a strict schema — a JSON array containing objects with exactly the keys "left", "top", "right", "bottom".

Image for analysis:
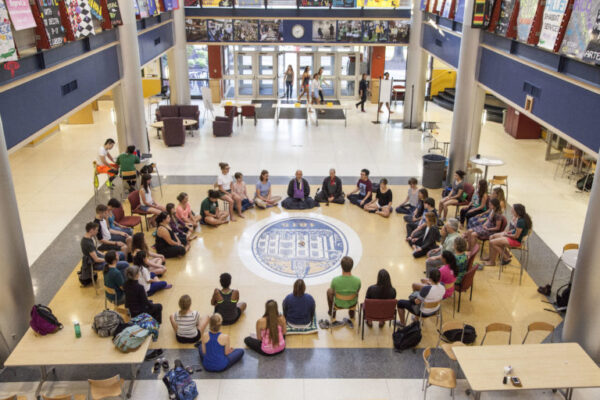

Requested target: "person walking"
[
  {"left": 284, "top": 65, "right": 294, "bottom": 101},
  {"left": 356, "top": 73, "right": 368, "bottom": 112}
]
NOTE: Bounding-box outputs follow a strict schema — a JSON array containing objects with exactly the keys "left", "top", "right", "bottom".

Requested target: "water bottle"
[{"left": 74, "top": 321, "right": 81, "bottom": 338}]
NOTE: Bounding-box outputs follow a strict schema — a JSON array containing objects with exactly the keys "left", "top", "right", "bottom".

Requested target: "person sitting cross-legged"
[
  {"left": 347, "top": 168, "right": 372, "bottom": 208},
  {"left": 364, "top": 178, "right": 393, "bottom": 217},
  {"left": 404, "top": 188, "right": 428, "bottom": 224},
  {"left": 170, "top": 295, "right": 209, "bottom": 344},
  {"left": 201, "top": 190, "right": 229, "bottom": 226},
  {"left": 254, "top": 170, "right": 282, "bottom": 209},
  {"left": 244, "top": 300, "right": 287, "bottom": 356},
  {"left": 315, "top": 168, "right": 345, "bottom": 204},
  {"left": 282, "top": 170, "right": 319, "bottom": 210},
  {"left": 327, "top": 256, "right": 361, "bottom": 319},
  {"left": 211, "top": 273, "right": 247, "bottom": 326},
  {"left": 396, "top": 269, "right": 444, "bottom": 327},
  {"left": 396, "top": 177, "right": 420, "bottom": 215},
  {"left": 199, "top": 313, "right": 244, "bottom": 372},
  {"left": 283, "top": 279, "right": 316, "bottom": 328},
  {"left": 406, "top": 197, "right": 437, "bottom": 238},
  {"left": 123, "top": 265, "right": 163, "bottom": 323}
]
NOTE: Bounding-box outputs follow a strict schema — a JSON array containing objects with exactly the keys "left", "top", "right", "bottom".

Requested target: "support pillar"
[
  {"left": 167, "top": 6, "right": 190, "bottom": 105},
  {"left": 468, "top": 85, "right": 486, "bottom": 158},
  {"left": 563, "top": 155, "right": 600, "bottom": 362},
  {"left": 403, "top": 0, "right": 427, "bottom": 129},
  {"left": 114, "top": 0, "right": 148, "bottom": 154},
  {"left": 0, "top": 117, "right": 35, "bottom": 364},
  {"left": 447, "top": 0, "right": 482, "bottom": 182}
]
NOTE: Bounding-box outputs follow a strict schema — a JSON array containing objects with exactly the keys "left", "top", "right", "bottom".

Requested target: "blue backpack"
[
  {"left": 130, "top": 313, "right": 159, "bottom": 341},
  {"left": 162, "top": 364, "right": 198, "bottom": 400}
]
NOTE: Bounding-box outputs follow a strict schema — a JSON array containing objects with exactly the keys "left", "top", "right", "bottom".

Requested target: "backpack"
[
  {"left": 441, "top": 324, "right": 477, "bottom": 344},
  {"left": 130, "top": 313, "right": 160, "bottom": 340},
  {"left": 113, "top": 325, "right": 149, "bottom": 352},
  {"left": 556, "top": 283, "right": 571, "bottom": 309},
  {"left": 92, "top": 310, "right": 124, "bottom": 337},
  {"left": 113, "top": 322, "right": 134, "bottom": 339},
  {"left": 78, "top": 256, "right": 97, "bottom": 286},
  {"left": 162, "top": 362, "right": 198, "bottom": 400},
  {"left": 30, "top": 304, "right": 63, "bottom": 335},
  {"left": 392, "top": 321, "right": 422, "bottom": 351},
  {"left": 576, "top": 174, "right": 594, "bottom": 192}
]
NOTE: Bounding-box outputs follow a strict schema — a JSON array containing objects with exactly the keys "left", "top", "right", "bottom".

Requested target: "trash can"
[{"left": 422, "top": 154, "right": 447, "bottom": 189}]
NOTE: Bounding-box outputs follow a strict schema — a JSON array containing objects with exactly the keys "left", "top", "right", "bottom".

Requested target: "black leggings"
[
  {"left": 243, "top": 336, "right": 284, "bottom": 356},
  {"left": 157, "top": 245, "right": 186, "bottom": 259},
  {"left": 356, "top": 95, "right": 367, "bottom": 111},
  {"left": 133, "top": 303, "right": 163, "bottom": 324},
  {"left": 176, "top": 331, "right": 201, "bottom": 344}
]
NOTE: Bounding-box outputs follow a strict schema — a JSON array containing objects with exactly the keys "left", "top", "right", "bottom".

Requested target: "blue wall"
[
  {"left": 421, "top": 23, "right": 461, "bottom": 68},
  {"left": 138, "top": 22, "right": 174, "bottom": 65},
  {"left": 0, "top": 46, "right": 121, "bottom": 149},
  {"left": 478, "top": 47, "right": 600, "bottom": 152}
]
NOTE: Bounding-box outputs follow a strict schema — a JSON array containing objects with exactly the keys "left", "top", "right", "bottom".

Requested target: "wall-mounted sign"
[
  {"left": 234, "top": 19, "right": 258, "bottom": 41},
  {"left": 538, "top": 0, "right": 569, "bottom": 51},
  {"left": 37, "top": 0, "right": 64, "bottom": 47},
  {"left": 560, "top": 0, "right": 600, "bottom": 61},
  {"left": 5, "top": 0, "right": 37, "bottom": 30},
  {"left": 106, "top": 0, "right": 122, "bottom": 25},
  {"left": 0, "top": 0, "right": 18, "bottom": 62},
  {"left": 66, "top": 0, "right": 95, "bottom": 38}
]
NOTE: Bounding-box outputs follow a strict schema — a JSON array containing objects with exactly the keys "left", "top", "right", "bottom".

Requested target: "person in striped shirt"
[{"left": 170, "top": 295, "right": 209, "bottom": 344}]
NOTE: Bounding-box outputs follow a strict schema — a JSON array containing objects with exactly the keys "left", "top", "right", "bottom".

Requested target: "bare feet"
[{"left": 238, "top": 213, "right": 245, "bottom": 218}]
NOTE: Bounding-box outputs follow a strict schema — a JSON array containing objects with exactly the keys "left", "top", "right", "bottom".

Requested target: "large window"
[
  {"left": 385, "top": 46, "right": 407, "bottom": 82},
  {"left": 188, "top": 45, "right": 209, "bottom": 98}
]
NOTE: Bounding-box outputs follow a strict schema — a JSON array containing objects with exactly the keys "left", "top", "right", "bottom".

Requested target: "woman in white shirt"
[
  {"left": 217, "top": 162, "right": 243, "bottom": 221},
  {"left": 139, "top": 173, "right": 166, "bottom": 227},
  {"left": 134, "top": 251, "right": 171, "bottom": 296}
]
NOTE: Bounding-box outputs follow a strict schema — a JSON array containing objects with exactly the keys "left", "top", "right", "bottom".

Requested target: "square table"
[
  {"left": 453, "top": 343, "right": 600, "bottom": 400},
  {"left": 4, "top": 324, "right": 151, "bottom": 398}
]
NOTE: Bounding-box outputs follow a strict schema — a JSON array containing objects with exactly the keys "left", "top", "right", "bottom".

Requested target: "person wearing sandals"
[
  {"left": 254, "top": 170, "right": 282, "bottom": 208},
  {"left": 170, "top": 295, "right": 209, "bottom": 344},
  {"left": 244, "top": 300, "right": 287, "bottom": 356},
  {"left": 200, "top": 313, "right": 244, "bottom": 372},
  {"left": 134, "top": 251, "right": 172, "bottom": 296},
  {"left": 155, "top": 212, "right": 189, "bottom": 258},
  {"left": 483, "top": 204, "right": 532, "bottom": 267},
  {"left": 283, "top": 279, "right": 315, "bottom": 327},
  {"left": 365, "top": 269, "right": 396, "bottom": 327},
  {"left": 139, "top": 174, "right": 166, "bottom": 227},
  {"left": 131, "top": 232, "right": 166, "bottom": 276},
  {"left": 211, "top": 273, "right": 247, "bottom": 325},
  {"left": 217, "top": 162, "right": 244, "bottom": 221}
]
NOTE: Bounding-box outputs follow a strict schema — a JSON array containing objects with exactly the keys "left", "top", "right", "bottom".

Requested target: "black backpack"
[
  {"left": 576, "top": 174, "right": 594, "bottom": 192},
  {"left": 441, "top": 324, "right": 477, "bottom": 344},
  {"left": 78, "top": 256, "right": 97, "bottom": 286},
  {"left": 556, "top": 283, "right": 571, "bottom": 309},
  {"left": 393, "top": 321, "right": 422, "bottom": 351}
]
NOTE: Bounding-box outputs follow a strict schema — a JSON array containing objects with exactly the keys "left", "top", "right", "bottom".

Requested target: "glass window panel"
[
  {"left": 259, "top": 54, "right": 274, "bottom": 75},
  {"left": 319, "top": 55, "right": 335, "bottom": 75},
  {"left": 385, "top": 46, "right": 407, "bottom": 81},
  {"left": 259, "top": 80, "right": 274, "bottom": 96},
  {"left": 237, "top": 54, "right": 254, "bottom": 75},
  {"left": 223, "top": 46, "right": 234, "bottom": 76},
  {"left": 238, "top": 79, "right": 253, "bottom": 96},
  {"left": 340, "top": 80, "right": 356, "bottom": 97},
  {"left": 340, "top": 54, "right": 357, "bottom": 76},
  {"left": 299, "top": 55, "right": 313, "bottom": 70},
  {"left": 321, "top": 79, "right": 334, "bottom": 97},
  {"left": 223, "top": 79, "right": 235, "bottom": 99}
]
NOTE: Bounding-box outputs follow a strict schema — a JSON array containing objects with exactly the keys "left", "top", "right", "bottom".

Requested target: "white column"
[
  {"left": 447, "top": 0, "right": 482, "bottom": 181},
  {"left": 0, "top": 117, "right": 35, "bottom": 363},
  {"left": 115, "top": 0, "right": 148, "bottom": 153},
  {"left": 467, "top": 85, "right": 486, "bottom": 158},
  {"left": 168, "top": 6, "right": 191, "bottom": 105},
  {"left": 563, "top": 156, "right": 600, "bottom": 362},
  {"left": 403, "top": 0, "right": 427, "bottom": 129}
]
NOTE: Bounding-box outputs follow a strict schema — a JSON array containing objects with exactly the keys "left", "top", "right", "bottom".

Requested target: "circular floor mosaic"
[{"left": 238, "top": 213, "right": 362, "bottom": 285}]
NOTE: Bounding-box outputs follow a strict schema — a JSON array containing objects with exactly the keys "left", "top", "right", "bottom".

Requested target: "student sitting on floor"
[
  {"left": 103, "top": 251, "right": 125, "bottom": 304},
  {"left": 282, "top": 170, "right": 319, "bottom": 210},
  {"left": 231, "top": 172, "right": 254, "bottom": 212},
  {"left": 134, "top": 251, "right": 171, "bottom": 296},
  {"left": 176, "top": 192, "right": 201, "bottom": 230},
  {"left": 211, "top": 273, "right": 247, "bottom": 326},
  {"left": 425, "top": 218, "right": 460, "bottom": 272},
  {"left": 107, "top": 198, "right": 133, "bottom": 237},
  {"left": 200, "top": 313, "right": 244, "bottom": 372},
  {"left": 80, "top": 222, "right": 129, "bottom": 273},
  {"left": 365, "top": 269, "right": 397, "bottom": 327},
  {"left": 459, "top": 179, "right": 489, "bottom": 226},
  {"left": 131, "top": 232, "right": 166, "bottom": 276},
  {"left": 200, "top": 190, "right": 229, "bottom": 226},
  {"left": 94, "top": 204, "right": 131, "bottom": 254},
  {"left": 404, "top": 188, "right": 428, "bottom": 223},
  {"left": 483, "top": 204, "right": 531, "bottom": 267},
  {"left": 170, "top": 295, "right": 209, "bottom": 344},
  {"left": 327, "top": 256, "right": 361, "bottom": 319},
  {"left": 396, "top": 177, "right": 420, "bottom": 214},
  {"left": 139, "top": 173, "right": 166, "bottom": 228},
  {"left": 254, "top": 170, "right": 282, "bottom": 209},
  {"left": 464, "top": 198, "right": 504, "bottom": 251},
  {"left": 115, "top": 145, "right": 140, "bottom": 192},
  {"left": 416, "top": 251, "right": 457, "bottom": 299},
  {"left": 123, "top": 265, "right": 163, "bottom": 323},
  {"left": 283, "top": 279, "right": 316, "bottom": 327},
  {"left": 244, "top": 300, "right": 287, "bottom": 356},
  {"left": 347, "top": 168, "right": 373, "bottom": 208},
  {"left": 410, "top": 212, "right": 441, "bottom": 258},
  {"left": 166, "top": 203, "right": 194, "bottom": 244},
  {"left": 396, "top": 269, "right": 444, "bottom": 327},
  {"left": 155, "top": 212, "right": 189, "bottom": 258},
  {"left": 406, "top": 197, "right": 437, "bottom": 238},
  {"left": 315, "top": 168, "right": 345, "bottom": 204},
  {"left": 438, "top": 170, "right": 466, "bottom": 222},
  {"left": 364, "top": 178, "right": 393, "bottom": 217}
]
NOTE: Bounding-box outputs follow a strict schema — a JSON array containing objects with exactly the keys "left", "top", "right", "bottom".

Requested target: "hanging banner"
[
  {"left": 494, "top": 0, "right": 517, "bottom": 36},
  {"left": 134, "top": 0, "right": 140, "bottom": 16},
  {"left": 66, "top": 0, "right": 95, "bottom": 38},
  {"left": 313, "top": 20, "right": 336, "bottom": 41},
  {"left": 105, "top": 0, "right": 122, "bottom": 25},
  {"left": 148, "top": 0, "right": 159, "bottom": 16},
  {"left": 337, "top": 20, "right": 362, "bottom": 42},
  {"left": 5, "top": 0, "right": 37, "bottom": 30},
  {"left": 516, "top": 0, "right": 540, "bottom": 41},
  {"left": 186, "top": 17, "right": 207, "bottom": 41},
  {"left": 0, "top": 0, "right": 18, "bottom": 62},
  {"left": 37, "top": 0, "right": 65, "bottom": 47},
  {"left": 537, "top": 0, "right": 569, "bottom": 50},
  {"left": 233, "top": 19, "right": 258, "bottom": 41},
  {"left": 138, "top": 0, "right": 149, "bottom": 17},
  {"left": 454, "top": 0, "right": 465, "bottom": 22},
  {"left": 362, "top": 20, "right": 388, "bottom": 42},
  {"left": 236, "top": 0, "right": 261, "bottom": 4},
  {"left": 184, "top": 0, "right": 198, "bottom": 5},
  {"left": 388, "top": 20, "right": 409, "bottom": 43},
  {"left": 357, "top": 0, "right": 398, "bottom": 6},
  {"left": 87, "top": 0, "right": 103, "bottom": 20},
  {"left": 207, "top": 19, "right": 232, "bottom": 41},
  {"left": 582, "top": 9, "right": 600, "bottom": 64},
  {"left": 259, "top": 19, "right": 283, "bottom": 41},
  {"left": 560, "top": 0, "right": 600, "bottom": 60}
]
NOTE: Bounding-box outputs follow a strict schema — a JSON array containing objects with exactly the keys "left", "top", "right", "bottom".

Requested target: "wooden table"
[
  {"left": 311, "top": 104, "right": 349, "bottom": 127},
  {"left": 4, "top": 324, "right": 151, "bottom": 398},
  {"left": 150, "top": 119, "right": 197, "bottom": 139},
  {"left": 453, "top": 343, "right": 600, "bottom": 400}
]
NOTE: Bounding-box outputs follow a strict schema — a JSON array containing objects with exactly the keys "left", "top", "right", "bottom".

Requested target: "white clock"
[{"left": 292, "top": 24, "right": 305, "bottom": 39}]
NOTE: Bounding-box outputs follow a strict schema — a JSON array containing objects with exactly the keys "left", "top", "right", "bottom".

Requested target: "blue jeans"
[
  {"left": 112, "top": 225, "right": 133, "bottom": 236},
  {"left": 396, "top": 204, "right": 416, "bottom": 215},
  {"left": 147, "top": 272, "right": 167, "bottom": 296}
]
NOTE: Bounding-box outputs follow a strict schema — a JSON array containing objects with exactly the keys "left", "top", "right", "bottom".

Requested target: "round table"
[
  {"left": 150, "top": 119, "right": 197, "bottom": 139},
  {"left": 469, "top": 156, "right": 505, "bottom": 180}
]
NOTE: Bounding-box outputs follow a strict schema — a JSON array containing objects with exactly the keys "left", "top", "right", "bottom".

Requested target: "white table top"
[
  {"left": 454, "top": 343, "right": 600, "bottom": 393},
  {"left": 562, "top": 249, "right": 579, "bottom": 269},
  {"left": 470, "top": 155, "right": 505, "bottom": 167},
  {"left": 273, "top": 103, "right": 309, "bottom": 109},
  {"left": 432, "top": 129, "right": 451, "bottom": 143},
  {"left": 150, "top": 119, "right": 197, "bottom": 129}
]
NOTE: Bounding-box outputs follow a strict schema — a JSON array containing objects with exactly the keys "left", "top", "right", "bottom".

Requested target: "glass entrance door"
[
  {"left": 236, "top": 52, "right": 255, "bottom": 98},
  {"left": 338, "top": 52, "right": 359, "bottom": 98},
  {"left": 317, "top": 53, "right": 335, "bottom": 98},
  {"left": 257, "top": 52, "right": 276, "bottom": 98},
  {"left": 297, "top": 53, "right": 314, "bottom": 99}
]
